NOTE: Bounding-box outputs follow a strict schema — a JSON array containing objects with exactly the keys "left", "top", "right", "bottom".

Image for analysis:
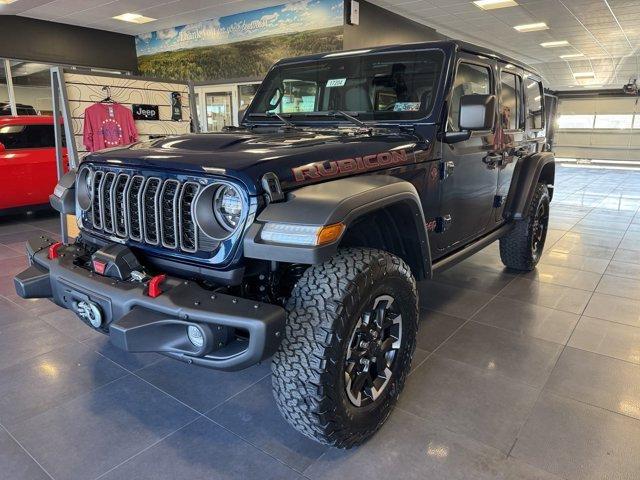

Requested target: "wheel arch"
[
  {"left": 243, "top": 175, "right": 432, "bottom": 279},
  {"left": 503, "top": 151, "right": 555, "bottom": 220}
]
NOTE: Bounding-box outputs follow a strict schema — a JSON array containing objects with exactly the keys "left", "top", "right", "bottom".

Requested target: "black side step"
[{"left": 431, "top": 223, "right": 513, "bottom": 274}]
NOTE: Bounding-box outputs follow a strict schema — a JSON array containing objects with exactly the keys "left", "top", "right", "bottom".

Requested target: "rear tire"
[
  {"left": 271, "top": 248, "right": 418, "bottom": 448},
  {"left": 500, "top": 182, "right": 550, "bottom": 271}
]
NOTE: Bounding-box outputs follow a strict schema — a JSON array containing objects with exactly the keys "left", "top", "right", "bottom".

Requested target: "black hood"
[{"left": 85, "top": 127, "right": 437, "bottom": 195}]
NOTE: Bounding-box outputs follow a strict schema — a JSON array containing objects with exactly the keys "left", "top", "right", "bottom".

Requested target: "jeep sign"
[{"left": 132, "top": 104, "right": 159, "bottom": 120}]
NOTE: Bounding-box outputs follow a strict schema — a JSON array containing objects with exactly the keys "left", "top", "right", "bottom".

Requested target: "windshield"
[{"left": 246, "top": 49, "right": 445, "bottom": 122}]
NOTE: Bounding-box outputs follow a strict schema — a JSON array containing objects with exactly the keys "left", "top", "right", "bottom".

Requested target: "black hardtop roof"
[{"left": 275, "top": 39, "right": 541, "bottom": 79}]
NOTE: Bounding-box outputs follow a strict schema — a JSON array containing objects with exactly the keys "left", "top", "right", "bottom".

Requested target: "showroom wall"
[
  {"left": 554, "top": 94, "right": 640, "bottom": 164},
  {"left": 0, "top": 16, "right": 137, "bottom": 72},
  {"left": 343, "top": 0, "right": 445, "bottom": 50}
]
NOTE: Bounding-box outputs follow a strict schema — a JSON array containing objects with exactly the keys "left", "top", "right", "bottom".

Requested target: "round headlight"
[
  {"left": 77, "top": 167, "right": 93, "bottom": 211},
  {"left": 194, "top": 182, "right": 245, "bottom": 240},
  {"left": 214, "top": 185, "right": 242, "bottom": 232}
]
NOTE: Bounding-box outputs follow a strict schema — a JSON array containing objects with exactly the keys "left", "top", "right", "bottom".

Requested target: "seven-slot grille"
[{"left": 86, "top": 169, "right": 201, "bottom": 253}]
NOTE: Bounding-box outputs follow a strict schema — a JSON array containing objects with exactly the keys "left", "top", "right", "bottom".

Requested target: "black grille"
[
  {"left": 86, "top": 169, "right": 202, "bottom": 253},
  {"left": 127, "top": 175, "right": 144, "bottom": 241},
  {"left": 179, "top": 182, "right": 200, "bottom": 252},
  {"left": 142, "top": 178, "right": 161, "bottom": 245},
  {"left": 113, "top": 174, "right": 130, "bottom": 237},
  {"left": 101, "top": 172, "right": 116, "bottom": 233},
  {"left": 160, "top": 179, "right": 179, "bottom": 249}
]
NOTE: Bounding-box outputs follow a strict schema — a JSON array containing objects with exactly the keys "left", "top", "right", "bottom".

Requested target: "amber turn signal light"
[{"left": 316, "top": 223, "right": 345, "bottom": 246}]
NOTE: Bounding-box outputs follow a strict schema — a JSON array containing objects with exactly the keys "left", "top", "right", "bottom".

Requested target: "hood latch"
[{"left": 261, "top": 172, "right": 284, "bottom": 203}]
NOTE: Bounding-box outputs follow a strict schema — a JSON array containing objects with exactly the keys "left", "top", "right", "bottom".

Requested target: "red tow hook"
[
  {"left": 147, "top": 274, "right": 167, "bottom": 298},
  {"left": 48, "top": 242, "right": 63, "bottom": 259}
]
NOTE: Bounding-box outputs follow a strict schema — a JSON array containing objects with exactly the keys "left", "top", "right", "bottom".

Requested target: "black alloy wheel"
[
  {"left": 531, "top": 200, "right": 549, "bottom": 262},
  {"left": 344, "top": 295, "right": 403, "bottom": 408}
]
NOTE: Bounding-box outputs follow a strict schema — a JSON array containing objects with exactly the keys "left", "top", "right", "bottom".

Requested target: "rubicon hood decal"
[{"left": 292, "top": 149, "right": 410, "bottom": 182}]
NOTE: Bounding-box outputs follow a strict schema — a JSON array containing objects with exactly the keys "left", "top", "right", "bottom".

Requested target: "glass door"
[{"left": 205, "top": 92, "right": 233, "bottom": 132}]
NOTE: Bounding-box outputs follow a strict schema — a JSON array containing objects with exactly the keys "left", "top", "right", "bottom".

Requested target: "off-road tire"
[
  {"left": 272, "top": 248, "right": 418, "bottom": 448},
  {"left": 500, "top": 182, "right": 550, "bottom": 271}
]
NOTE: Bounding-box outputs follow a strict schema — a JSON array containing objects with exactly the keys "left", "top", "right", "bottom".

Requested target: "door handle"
[{"left": 440, "top": 160, "right": 455, "bottom": 179}]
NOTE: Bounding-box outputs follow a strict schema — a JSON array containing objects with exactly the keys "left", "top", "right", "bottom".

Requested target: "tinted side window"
[
  {"left": 500, "top": 71, "right": 520, "bottom": 130},
  {"left": 525, "top": 79, "right": 544, "bottom": 130},
  {"left": 0, "top": 124, "right": 56, "bottom": 149},
  {"left": 449, "top": 63, "right": 491, "bottom": 131}
]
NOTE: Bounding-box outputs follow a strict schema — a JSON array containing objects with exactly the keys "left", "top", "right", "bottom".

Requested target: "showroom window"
[
  {"left": 558, "top": 114, "right": 639, "bottom": 129},
  {"left": 238, "top": 83, "right": 260, "bottom": 120},
  {"left": 449, "top": 62, "right": 491, "bottom": 131},
  {"left": 557, "top": 114, "right": 595, "bottom": 129},
  {"left": 9, "top": 61, "right": 54, "bottom": 115},
  {"left": 500, "top": 70, "right": 520, "bottom": 130},
  {"left": 594, "top": 114, "right": 634, "bottom": 129}
]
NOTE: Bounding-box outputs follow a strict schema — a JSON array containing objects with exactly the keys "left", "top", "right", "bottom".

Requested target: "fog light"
[{"left": 187, "top": 325, "right": 204, "bottom": 348}]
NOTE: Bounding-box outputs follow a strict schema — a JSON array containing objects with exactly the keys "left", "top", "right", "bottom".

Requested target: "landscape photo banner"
[{"left": 136, "top": 0, "right": 344, "bottom": 56}]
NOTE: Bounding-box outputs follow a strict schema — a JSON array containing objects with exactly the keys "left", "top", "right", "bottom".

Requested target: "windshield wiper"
[
  {"left": 303, "top": 110, "right": 372, "bottom": 134},
  {"left": 329, "top": 110, "right": 369, "bottom": 129},
  {"left": 247, "top": 112, "right": 301, "bottom": 130}
]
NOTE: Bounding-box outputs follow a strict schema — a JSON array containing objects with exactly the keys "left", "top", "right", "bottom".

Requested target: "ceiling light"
[
  {"left": 540, "top": 40, "right": 569, "bottom": 48},
  {"left": 573, "top": 72, "right": 595, "bottom": 78},
  {"left": 473, "top": 0, "right": 518, "bottom": 10},
  {"left": 560, "top": 53, "right": 585, "bottom": 59},
  {"left": 113, "top": 13, "right": 156, "bottom": 24},
  {"left": 514, "top": 22, "right": 548, "bottom": 32},
  {"left": 0, "top": 0, "right": 19, "bottom": 4}
]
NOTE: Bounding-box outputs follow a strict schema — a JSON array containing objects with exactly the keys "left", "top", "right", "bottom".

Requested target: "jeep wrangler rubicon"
[{"left": 15, "top": 40, "right": 553, "bottom": 448}]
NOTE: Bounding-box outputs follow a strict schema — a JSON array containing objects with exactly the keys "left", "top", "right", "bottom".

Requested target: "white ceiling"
[
  {"left": 4, "top": 0, "right": 640, "bottom": 90},
  {"left": 370, "top": 0, "right": 640, "bottom": 90}
]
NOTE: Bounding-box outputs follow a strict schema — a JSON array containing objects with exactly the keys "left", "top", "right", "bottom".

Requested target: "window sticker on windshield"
[
  {"left": 326, "top": 78, "right": 347, "bottom": 88},
  {"left": 393, "top": 102, "right": 421, "bottom": 112}
]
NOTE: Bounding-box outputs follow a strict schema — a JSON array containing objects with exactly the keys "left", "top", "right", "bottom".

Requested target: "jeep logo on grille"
[{"left": 292, "top": 149, "right": 410, "bottom": 182}]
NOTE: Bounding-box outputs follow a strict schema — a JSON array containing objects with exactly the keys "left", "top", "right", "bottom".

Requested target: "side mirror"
[
  {"left": 0, "top": 142, "right": 5, "bottom": 153},
  {"left": 459, "top": 94, "right": 496, "bottom": 131}
]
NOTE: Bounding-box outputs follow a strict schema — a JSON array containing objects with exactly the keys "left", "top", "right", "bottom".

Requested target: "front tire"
[
  {"left": 500, "top": 182, "right": 550, "bottom": 271},
  {"left": 272, "top": 248, "right": 418, "bottom": 448}
]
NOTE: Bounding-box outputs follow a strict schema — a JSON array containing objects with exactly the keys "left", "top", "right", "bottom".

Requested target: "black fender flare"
[
  {"left": 503, "top": 151, "right": 555, "bottom": 221},
  {"left": 243, "top": 175, "right": 431, "bottom": 276}
]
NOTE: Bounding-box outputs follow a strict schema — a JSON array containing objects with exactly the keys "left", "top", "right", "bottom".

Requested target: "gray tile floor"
[{"left": 1, "top": 165, "right": 640, "bottom": 480}]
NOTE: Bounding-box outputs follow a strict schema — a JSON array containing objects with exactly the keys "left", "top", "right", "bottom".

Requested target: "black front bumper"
[{"left": 14, "top": 237, "right": 286, "bottom": 371}]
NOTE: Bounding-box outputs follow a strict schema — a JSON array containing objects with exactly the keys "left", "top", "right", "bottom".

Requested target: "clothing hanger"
[{"left": 100, "top": 85, "right": 115, "bottom": 103}]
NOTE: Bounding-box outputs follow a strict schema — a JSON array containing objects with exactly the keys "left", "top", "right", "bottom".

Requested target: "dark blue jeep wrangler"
[{"left": 15, "top": 40, "right": 554, "bottom": 448}]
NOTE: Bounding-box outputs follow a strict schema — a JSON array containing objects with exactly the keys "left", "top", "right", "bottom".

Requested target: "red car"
[{"left": 0, "top": 116, "right": 68, "bottom": 213}]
